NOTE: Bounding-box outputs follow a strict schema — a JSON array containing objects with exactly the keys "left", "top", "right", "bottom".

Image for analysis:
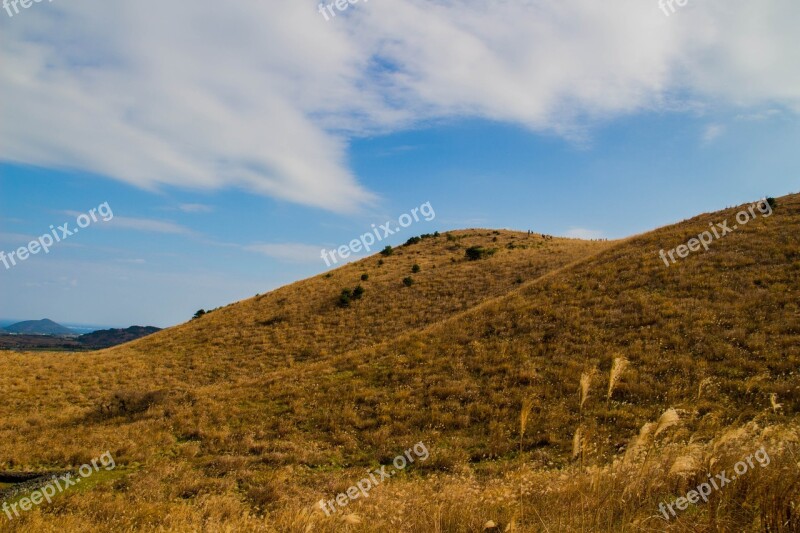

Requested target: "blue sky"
[{"left": 1, "top": 0, "right": 798, "bottom": 327}]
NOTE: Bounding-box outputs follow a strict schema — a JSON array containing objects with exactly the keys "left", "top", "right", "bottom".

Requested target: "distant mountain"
[
  {"left": 4, "top": 319, "right": 74, "bottom": 336},
  {"left": 77, "top": 326, "right": 161, "bottom": 349},
  {"left": 0, "top": 325, "right": 161, "bottom": 351}
]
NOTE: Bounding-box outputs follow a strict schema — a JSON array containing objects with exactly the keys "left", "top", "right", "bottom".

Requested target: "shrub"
[
  {"left": 192, "top": 309, "right": 206, "bottom": 320},
  {"left": 412, "top": 264, "right": 421, "bottom": 273},
  {"left": 100, "top": 390, "right": 168, "bottom": 419},
  {"left": 767, "top": 197, "right": 777, "bottom": 209},
  {"left": 353, "top": 285, "right": 365, "bottom": 299},
  {"left": 378, "top": 259, "right": 384, "bottom": 266},
  {"left": 465, "top": 246, "right": 496, "bottom": 261},
  {"left": 338, "top": 288, "right": 353, "bottom": 308},
  {"left": 405, "top": 236, "right": 422, "bottom": 246},
  {"left": 361, "top": 273, "right": 369, "bottom": 281},
  {"left": 403, "top": 277, "right": 414, "bottom": 287},
  {"left": 338, "top": 285, "right": 364, "bottom": 307},
  {"left": 380, "top": 246, "right": 394, "bottom": 256},
  {"left": 259, "top": 315, "right": 285, "bottom": 327}
]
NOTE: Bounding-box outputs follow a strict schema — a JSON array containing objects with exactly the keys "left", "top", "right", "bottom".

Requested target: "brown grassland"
[{"left": 1, "top": 194, "right": 798, "bottom": 532}]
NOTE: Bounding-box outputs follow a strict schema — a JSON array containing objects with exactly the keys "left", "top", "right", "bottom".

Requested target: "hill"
[
  {"left": 3, "top": 319, "right": 74, "bottom": 336},
  {"left": 77, "top": 326, "right": 162, "bottom": 350},
  {"left": 0, "top": 326, "right": 161, "bottom": 351},
  {"left": 0, "top": 195, "right": 797, "bottom": 532}
]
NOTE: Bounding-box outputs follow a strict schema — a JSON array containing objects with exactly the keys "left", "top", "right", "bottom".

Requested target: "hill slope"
[
  {"left": 0, "top": 197, "right": 798, "bottom": 532},
  {"left": 125, "top": 230, "right": 607, "bottom": 379}
]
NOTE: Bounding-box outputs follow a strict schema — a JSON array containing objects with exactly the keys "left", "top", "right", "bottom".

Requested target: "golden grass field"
[{"left": 1, "top": 194, "right": 798, "bottom": 532}]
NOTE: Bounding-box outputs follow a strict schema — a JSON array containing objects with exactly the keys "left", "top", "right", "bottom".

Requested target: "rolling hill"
[
  {"left": 0, "top": 326, "right": 162, "bottom": 352},
  {"left": 76, "top": 326, "right": 162, "bottom": 350},
  {"left": 2, "top": 319, "right": 74, "bottom": 336},
  {"left": 0, "top": 195, "right": 798, "bottom": 532}
]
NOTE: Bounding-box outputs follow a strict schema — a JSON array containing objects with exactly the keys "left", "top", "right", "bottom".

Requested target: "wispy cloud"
[
  {"left": 735, "top": 109, "right": 782, "bottom": 121},
  {"left": 565, "top": 228, "right": 605, "bottom": 240},
  {"left": 0, "top": 232, "right": 35, "bottom": 244},
  {"left": 178, "top": 203, "right": 214, "bottom": 214},
  {"left": 702, "top": 124, "right": 725, "bottom": 143},
  {"left": 108, "top": 217, "right": 193, "bottom": 235},
  {"left": 244, "top": 243, "right": 321, "bottom": 263},
  {"left": 61, "top": 210, "right": 192, "bottom": 235}
]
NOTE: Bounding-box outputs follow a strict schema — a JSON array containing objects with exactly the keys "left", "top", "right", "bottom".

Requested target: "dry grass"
[{"left": 1, "top": 195, "right": 799, "bottom": 531}]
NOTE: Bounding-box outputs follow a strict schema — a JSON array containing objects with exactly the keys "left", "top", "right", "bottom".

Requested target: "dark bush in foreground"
[
  {"left": 100, "top": 390, "right": 168, "bottom": 418},
  {"left": 465, "top": 246, "right": 496, "bottom": 261},
  {"left": 338, "top": 288, "right": 353, "bottom": 308},
  {"left": 338, "top": 285, "right": 365, "bottom": 307},
  {"left": 353, "top": 285, "right": 365, "bottom": 299},
  {"left": 403, "top": 277, "right": 414, "bottom": 287}
]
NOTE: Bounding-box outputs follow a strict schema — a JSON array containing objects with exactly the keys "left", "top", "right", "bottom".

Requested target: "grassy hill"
[{"left": 0, "top": 196, "right": 798, "bottom": 532}]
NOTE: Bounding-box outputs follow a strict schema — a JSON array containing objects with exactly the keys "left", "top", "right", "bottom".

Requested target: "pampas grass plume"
[{"left": 607, "top": 357, "right": 629, "bottom": 401}]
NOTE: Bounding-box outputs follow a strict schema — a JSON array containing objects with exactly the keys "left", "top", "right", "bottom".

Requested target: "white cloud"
[
  {"left": 1, "top": 0, "right": 798, "bottom": 212},
  {"left": 106, "top": 217, "right": 192, "bottom": 235},
  {"left": 735, "top": 109, "right": 782, "bottom": 121},
  {"left": 178, "top": 203, "right": 214, "bottom": 214},
  {"left": 565, "top": 228, "right": 605, "bottom": 240},
  {"left": 244, "top": 243, "right": 322, "bottom": 263},
  {"left": 0, "top": 232, "right": 35, "bottom": 244},
  {"left": 61, "top": 210, "right": 191, "bottom": 234},
  {"left": 703, "top": 124, "right": 726, "bottom": 143}
]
